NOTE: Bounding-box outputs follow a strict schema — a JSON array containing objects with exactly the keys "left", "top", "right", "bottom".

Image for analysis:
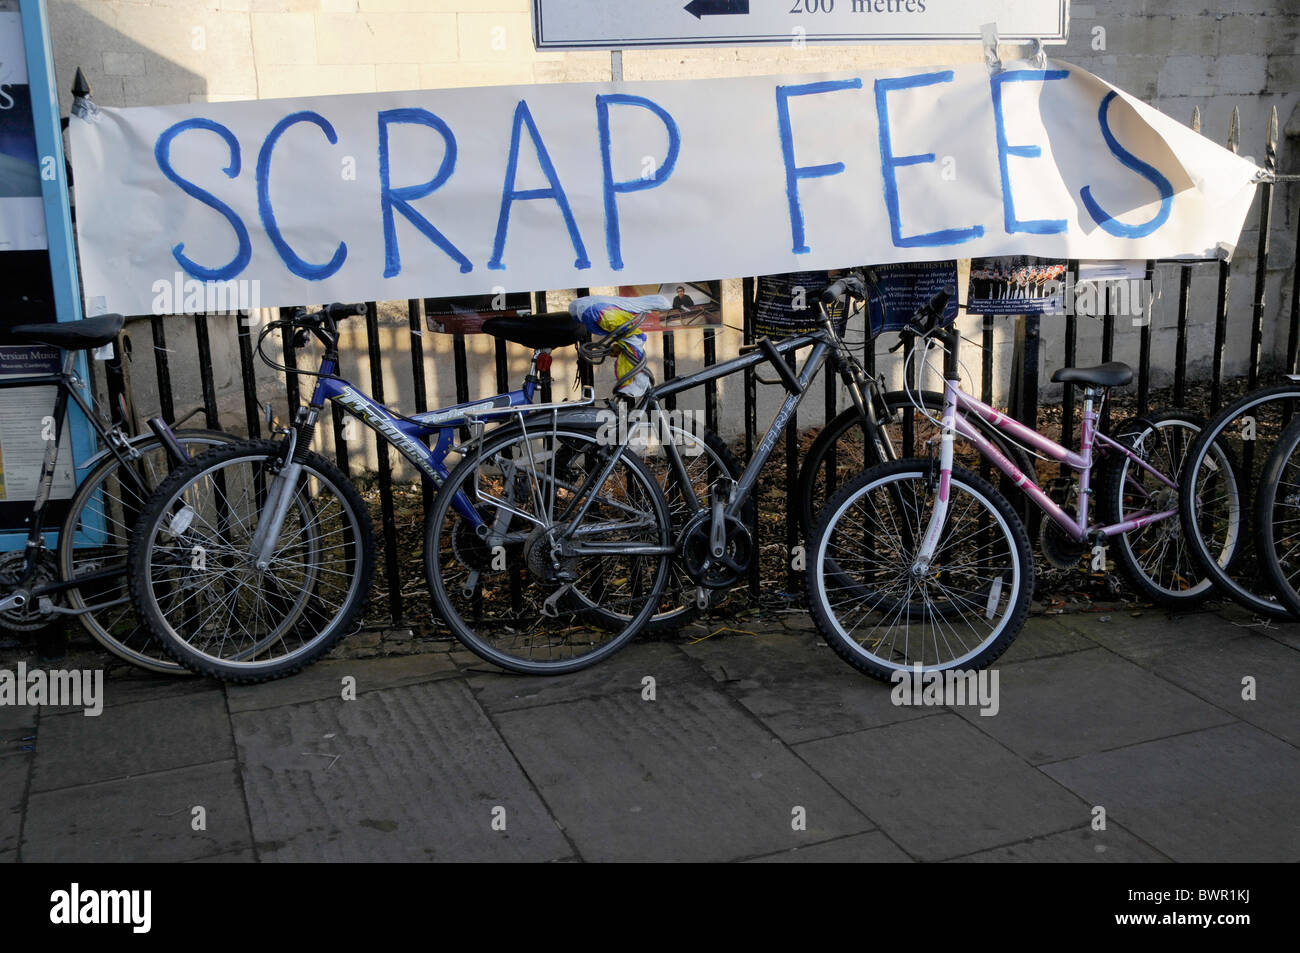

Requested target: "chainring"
[
  {"left": 1038, "top": 482, "right": 1087, "bottom": 570},
  {"left": 1039, "top": 517, "right": 1088, "bottom": 570},
  {"left": 680, "top": 511, "right": 753, "bottom": 590},
  {"left": 0, "top": 549, "right": 63, "bottom": 632}
]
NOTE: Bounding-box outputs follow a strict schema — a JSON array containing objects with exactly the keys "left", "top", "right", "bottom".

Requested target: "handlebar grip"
[
  {"left": 820, "top": 280, "right": 849, "bottom": 304},
  {"left": 326, "top": 302, "right": 367, "bottom": 320}
]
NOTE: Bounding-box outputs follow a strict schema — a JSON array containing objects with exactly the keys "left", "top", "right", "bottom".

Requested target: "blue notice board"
[{"left": 0, "top": 0, "right": 96, "bottom": 549}]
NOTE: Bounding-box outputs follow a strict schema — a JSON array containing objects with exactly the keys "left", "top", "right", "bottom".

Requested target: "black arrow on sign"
[{"left": 684, "top": 0, "right": 751, "bottom": 19}]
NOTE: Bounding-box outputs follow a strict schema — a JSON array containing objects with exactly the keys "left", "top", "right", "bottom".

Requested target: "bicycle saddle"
[
  {"left": 1050, "top": 361, "right": 1134, "bottom": 387},
  {"left": 7, "top": 313, "right": 124, "bottom": 350},
  {"left": 482, "top": 313, "right": 589, "bottom": 350}
]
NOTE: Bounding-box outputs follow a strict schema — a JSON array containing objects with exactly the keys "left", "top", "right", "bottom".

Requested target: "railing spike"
[
  {"left": 1228, "top": 106, "right": 1240, "bottom": 154},
  {"left": 1266, "top": 105, "right": 1278, "bottom": 173},
  {"left": 1190, "top": 105, "right": 1201, "bottom": 134}
]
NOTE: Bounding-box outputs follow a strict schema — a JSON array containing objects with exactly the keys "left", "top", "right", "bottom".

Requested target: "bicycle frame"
[
  {"left": 933, "top": 376, "right": 1178, "bottom": 549},
  {"left": 643, "top": 332, "right": 835, "bottom": 521},
  {"left": 551, "top": 324, "right": 860, "bottom": 559},
  {"left": 0, "top": 350, "right": 154, "bottom": 605},
  {"left": 304, "top": 354, "right": 539, "bottom": 523}
]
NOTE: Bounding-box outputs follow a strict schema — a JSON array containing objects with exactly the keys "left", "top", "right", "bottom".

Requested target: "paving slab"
[
  {"left": 0, "top": 753, "right": 29, "bottom": 854},
  {"left": 496, "top": 687, "right": 873, "bottom": 862},
  {"left": 187, "top": 848, "right": 256, "bottom": 862},
  {"left": 1258, "top": 624, "right": 1300, "bottom": 653},
  {"left": 233, "top": 679, "right": 570, "bottom": 862},
  {"left": 679, "top": 628, "right": 930, "bottom": 744},
  {"left": 0, "top": 700, "right": 38, "bottom": 735},
  {"left": 30, "top": 691, "right": 234, "bottom": 793},
  {"left": 22, "top": 760, "right": 251, "bottom": 862},
  {"left": 0, "top": 714, "right": 35, "bottom": 751},
  {"left": 997, "top": 615, "right": 1098, "bottom": 664},
  {"left": 797, "top": 713, "right": 1089, "bottom": 862},
  {"left": 1057, "top": 609, "right": 1246, "bottom": 658},
  {"left": 467, "top": 641, "right": 712, "bottom": 714},
  {"left": 952, "top": 648, "right": 1232, "bottom": 763},
  {"left": 56, "top": 670, "right": 223, "bottom": 712},
  {"left": 226, "top": 652, "right": 458, "bottom": 714},
  {"left": 1109, "top": 633, "right": 1300, "bottom": 746},
  {"left": 746, "top": 830, "right": 913, "bottom": 863},
  {"left": 1041, "top": 722, "right": 1300, "bottom": 862},
  {"left": 950, "top": 824, "right": 1170, "bottom": 862}
]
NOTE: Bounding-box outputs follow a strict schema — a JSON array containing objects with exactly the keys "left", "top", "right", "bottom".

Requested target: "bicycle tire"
[
  {"left": 1178, "top": 383, "right": 1300, "bottom": 618},
  {"left": 58, "top": 428, "right": 237, "bottom": 674},
  {"left": 1255, "top": 415, "right": 1300, "bottom": 616},
  {"left": 128, "top": 439, "right": 374, "bottom": 682}
]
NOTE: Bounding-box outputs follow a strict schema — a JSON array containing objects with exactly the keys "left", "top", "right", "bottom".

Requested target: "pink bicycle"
[{"left": 804, "top": 295, "right": 1243, "bottom": 681}]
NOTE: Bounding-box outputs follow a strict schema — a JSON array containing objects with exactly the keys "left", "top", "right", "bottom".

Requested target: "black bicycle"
[{"left": 0, "top": 314, "right": 234, "bottom": 672}]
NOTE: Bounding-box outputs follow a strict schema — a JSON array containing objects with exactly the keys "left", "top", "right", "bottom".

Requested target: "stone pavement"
[{"left": 2, "top": 604, "right": 1298, "bottom": 863}]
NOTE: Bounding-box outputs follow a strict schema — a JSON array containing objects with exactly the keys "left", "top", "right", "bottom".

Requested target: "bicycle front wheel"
[
  {"left": 128, "top": 440, "right": 374, "bottom": 682},
  {"left": 59, "top": 429, "right": 237, "bottom": 674},
  {"left": 805, "top": 458, "right": 1032, "bottom": 681},
  {"left": 425, "top": 423, "right": 672, "bottom": 675},
  {"left": 1178, "top": 383, "right": 1300, "bottom": 618},
  {"left": 1256, "top": 416, "right": 1300, "bottom": 616}
]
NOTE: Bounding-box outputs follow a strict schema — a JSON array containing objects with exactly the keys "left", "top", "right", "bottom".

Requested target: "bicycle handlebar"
[{"left": 325, "top": 302, "right": 367, "bottom": 320}]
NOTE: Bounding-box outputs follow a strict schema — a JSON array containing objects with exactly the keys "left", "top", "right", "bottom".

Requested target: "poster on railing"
[
  {"left": 0, "top": 11, "right": 45, "bottom": 253},
  {"left": 0, "top": 346, "right": 75, "bottom": 503},
  {"left": 967, "top": 256, "right": 1067, "bottom": 315},
  {"left": 613, "top": 282, "right": 722, "bottom": 331},
  {"left": 754, "top": 270, "right": 847, "bottom": 338},
  {"left": 68, "top": 59, "right": 1261, "bottom": 317},
  {"left": 424, "top": 291, "right": 533, "bottom": 334},
  {"left": 862, "top": 260, "right": 960, "bottom": 334}
]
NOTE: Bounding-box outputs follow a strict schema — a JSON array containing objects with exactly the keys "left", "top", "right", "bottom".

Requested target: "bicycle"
[
  {"left": 0, "top": 313, "right": 235, "bottom": 673},
  {"left": 803, "top": 301, "right": 1245, "bottom": 681},
  {"left": 1178, "top": 380, "right": 1300, "bottom": 619}
]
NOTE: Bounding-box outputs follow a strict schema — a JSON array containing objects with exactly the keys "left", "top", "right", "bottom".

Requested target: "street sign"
[{"left": 532, "top": 1, "right": 1069, "bottom": 50}]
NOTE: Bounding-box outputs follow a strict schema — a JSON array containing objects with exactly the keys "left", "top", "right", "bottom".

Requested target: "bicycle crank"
[{"left": 680, "top": 510, "right": 752, "bottom": 590}]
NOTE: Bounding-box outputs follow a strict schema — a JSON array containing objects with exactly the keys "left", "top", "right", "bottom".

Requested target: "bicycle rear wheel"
[
  {"left": 1103, "top": 412, "right": 1242, "bottom": 608},
  {"left": 58, "top": 429, "right": 236, "bottom": 674},
  {"left": 805, "top": 459, "right": 1032, "bottom": 681},
  {"left": 128, "top": 440, "right": 374, "bottom": 682},
  {"left": 425, "top": 423, "right": 672, "bottom": 675}
]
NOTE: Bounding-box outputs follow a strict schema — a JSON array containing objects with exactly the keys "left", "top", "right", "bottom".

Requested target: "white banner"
[{"left": 69, "top": 59, "right": 1260, "bottom": 317}]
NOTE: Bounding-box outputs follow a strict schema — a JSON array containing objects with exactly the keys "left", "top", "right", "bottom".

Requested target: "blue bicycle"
[{"left": 125, "top": 302, "right": 736, "bottom": 680}]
